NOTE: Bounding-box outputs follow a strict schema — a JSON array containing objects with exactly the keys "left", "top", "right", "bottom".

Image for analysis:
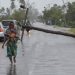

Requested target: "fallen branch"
[{"left": 24, "top": 25, "right": 75, "bottom": 38}]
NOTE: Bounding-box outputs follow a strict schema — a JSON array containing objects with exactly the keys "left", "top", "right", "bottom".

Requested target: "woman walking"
[
  {"left": 2, "top": 22, "right": 19, "bottom": 64},
  {"left": 26, "top": 20, "right": 31, "bottom": 36}
]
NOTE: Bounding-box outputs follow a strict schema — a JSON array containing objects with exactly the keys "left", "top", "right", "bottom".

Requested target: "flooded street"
[{"left": 0, "top": 24, "right": 75, "bottom": 75}]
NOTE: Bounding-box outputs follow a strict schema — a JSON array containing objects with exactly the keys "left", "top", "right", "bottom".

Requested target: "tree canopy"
[{"left": 42, "top": 2, "right": 75, "bottom": 27}]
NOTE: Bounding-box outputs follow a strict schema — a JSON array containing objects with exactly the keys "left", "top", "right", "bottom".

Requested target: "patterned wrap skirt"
[{"left": 7, "top": 40, "right": 17, "bottom": 57}]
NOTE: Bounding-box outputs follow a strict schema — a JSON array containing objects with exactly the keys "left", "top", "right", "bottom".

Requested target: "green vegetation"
[
  {"left": 40, "top": 2, "right": 75, "bottom": 27},
  {"left": 0, "top": 0, "right": 39, "bottom": 23},
  {"left": 43, "top": 4, "right": 63, "bottom": 25},
  {"left": 69, "top": 28, "right": 75, "bottom": 34}
]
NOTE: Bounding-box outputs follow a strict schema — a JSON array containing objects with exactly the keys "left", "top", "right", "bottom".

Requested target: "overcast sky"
[{"left": 0, "top": 0, "right": 75, "bottom": 12}]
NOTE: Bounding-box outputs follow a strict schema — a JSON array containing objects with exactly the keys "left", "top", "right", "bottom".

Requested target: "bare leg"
[
  {"left": 9, "top": 56, "right": 13, "bottom": 64},
  {"left": 13, "top": 56, "right": 16, "bottom": 63}
]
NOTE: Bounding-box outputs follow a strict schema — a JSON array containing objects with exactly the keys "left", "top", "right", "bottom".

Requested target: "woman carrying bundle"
[{"left": 2, "top": 22, "right": 19, "bottom": 64}]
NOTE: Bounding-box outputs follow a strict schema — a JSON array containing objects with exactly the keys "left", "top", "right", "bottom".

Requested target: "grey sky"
[{"left": 0, "top": 0, "right": 75, "bottom": 12}]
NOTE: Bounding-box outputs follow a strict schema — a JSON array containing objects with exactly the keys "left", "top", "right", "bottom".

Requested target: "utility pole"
[
  {"left": 62, "top": 0, "right": 67, "bottom": 26},
  {"left": 20, "top": 0, "right": 30, "bottom": 41},
  {"left": 0, "top": 0, "right": 1, "bottom": 8}
]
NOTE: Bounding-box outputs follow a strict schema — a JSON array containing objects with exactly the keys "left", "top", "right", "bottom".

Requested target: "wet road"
[{"left": 0, "top": 23, "right": 75, "bottom": 75}]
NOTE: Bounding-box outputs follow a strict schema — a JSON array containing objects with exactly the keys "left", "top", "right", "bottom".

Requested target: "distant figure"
[
  {"left": 25, "top": 20, "right": 31, "bottom": 36},
  {"left": 2, "top": 22, "right": 19, "bottom": 64}
]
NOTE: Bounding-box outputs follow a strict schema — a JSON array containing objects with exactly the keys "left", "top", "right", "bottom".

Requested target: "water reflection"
[{"left": 7, "top": 64, "right": 17, "bottom": 75}]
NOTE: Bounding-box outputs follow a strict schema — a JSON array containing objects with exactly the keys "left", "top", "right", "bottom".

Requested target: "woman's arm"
[
  {"left": 2, "top": 30, "right": 9, "bottom": 48},
  {"left": 2, "top": 38, "right": 7, "bottom": 48}
]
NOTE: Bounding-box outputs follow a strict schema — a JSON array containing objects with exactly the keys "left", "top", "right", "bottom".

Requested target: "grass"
[
  {"left": 53, "top": 25, "right": 61, "bottom": 28},
  {"left": 53, "top": 25, "right": 75, "bottom": 34},
  {"left": 69, "top": 28, "right": 75, "bottom": 34}
]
